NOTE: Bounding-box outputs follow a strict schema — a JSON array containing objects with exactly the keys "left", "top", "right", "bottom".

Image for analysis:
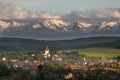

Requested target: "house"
[
  {"left": 2, "top": 57, "right": 7, "bottom": 61},
  {"left": 30, "top": 64, "right": 39, "bottom": 72},
  {"left": 52, "top": 54, "right": 62, "bottom": 61}
]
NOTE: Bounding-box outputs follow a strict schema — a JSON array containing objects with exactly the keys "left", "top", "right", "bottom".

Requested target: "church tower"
[
  {"left": 83, "top": 57, "right": 87, "bottom": 66},
  {"left": 43, "top": 45, "right": 51, "bottom": 59}
]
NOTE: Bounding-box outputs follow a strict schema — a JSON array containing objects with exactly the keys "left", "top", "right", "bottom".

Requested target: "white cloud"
[
  {"left": 88, "top": 8, "right": 120, "bottom": 18},
  {"left": 0, "top": 2, "right": 29, "bottom": 19},
  {"left": 62, "top": 8, "right": 120, "bottom": 22},
  {"left": 0, "top": 2, "right": 61, "bottom": 19},
  {"left": 0, "top": 2, "right": 120, "bottom": 20}
]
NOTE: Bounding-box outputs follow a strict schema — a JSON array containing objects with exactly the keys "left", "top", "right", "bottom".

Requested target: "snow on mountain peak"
[
  {"left": 100, "top": 21, "right": 118, "bottom": 29},
  {"left": 0, "top": 20, "right": 10, "bottom": 28},
  {"left": 32, "top": 23, "right": 41, "bottom": 28},
  {"left": 77, "top": 22, "right": 92, "bottom": 28},
  {"left": 48, "top": 19, "right": 70, "bottom": 27},
  {"left": 35, "top": 19, "right": 70, "bottom": 31},
  {"left": 12, "top": 21, "right": 25, "bottom": 27},
  {"left": 0, "top": 20, "right": 27, "bottom": 29}
]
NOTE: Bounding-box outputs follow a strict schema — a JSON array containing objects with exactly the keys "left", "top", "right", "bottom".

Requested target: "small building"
[
  {"left": 52, "top": 54, "right": 62, "bottom": 61},
  {"left": 2, "top": 57, "right": 7, "bottom": 62},
  {"left": 30, "top": 64, "right": 39, "bottom": 72}
]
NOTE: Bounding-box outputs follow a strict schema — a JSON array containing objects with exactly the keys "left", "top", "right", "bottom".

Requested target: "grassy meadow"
[{"left": 62, "top": 48, "right": 120, "bottom": 58}]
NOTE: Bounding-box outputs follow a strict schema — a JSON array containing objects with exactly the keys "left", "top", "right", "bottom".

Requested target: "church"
[
  {"left": 43, "top": 45, "right": 62, "bottom": 61},
  {"left": 43, "top": 45, "right": 51, "bottom": 59}
]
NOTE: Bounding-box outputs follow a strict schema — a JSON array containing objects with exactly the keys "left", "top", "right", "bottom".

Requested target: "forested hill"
[{"left": 0, "top": 37, "right": 120, "bottom": 51}]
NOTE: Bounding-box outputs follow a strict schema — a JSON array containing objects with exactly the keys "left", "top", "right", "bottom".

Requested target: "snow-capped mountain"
[
  {"left": 32, "top": 19, "right": 70, "bottom": 31},
  {"left": 0, "top": 18, "right": 120, "bottom": 40},
  {"left": 0, "top": 21, "right": 26, "bottom": 29}
]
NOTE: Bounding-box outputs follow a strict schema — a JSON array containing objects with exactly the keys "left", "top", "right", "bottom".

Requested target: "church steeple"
[{"left": 45, "top": 45, "right": 49, "bottom": 50}]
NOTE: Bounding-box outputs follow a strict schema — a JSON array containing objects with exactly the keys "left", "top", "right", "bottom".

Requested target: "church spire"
[{"left": 45, "top": 45, "right": 49, "bottom": 50}]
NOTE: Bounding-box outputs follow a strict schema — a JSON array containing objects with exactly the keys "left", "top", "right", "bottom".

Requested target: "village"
[{"left": 0, "top": 46, "right": 120, "bottom": 80}]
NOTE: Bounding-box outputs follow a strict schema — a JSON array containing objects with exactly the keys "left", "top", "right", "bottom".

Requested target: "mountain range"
[{"left": 0, "top": 18, "right": 120, "bottom": 40}]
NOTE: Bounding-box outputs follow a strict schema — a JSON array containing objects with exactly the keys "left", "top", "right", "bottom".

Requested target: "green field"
[{"left": 64, "top": 48, "right": 120, "bottom": 58}]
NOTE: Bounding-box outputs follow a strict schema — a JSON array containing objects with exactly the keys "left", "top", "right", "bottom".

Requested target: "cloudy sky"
[
  {"left": 1, "top": 0, "right": 120, "bottom": 14},
  {"left": 0, "top": 0, "right": 120, "bottom": 39}
]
